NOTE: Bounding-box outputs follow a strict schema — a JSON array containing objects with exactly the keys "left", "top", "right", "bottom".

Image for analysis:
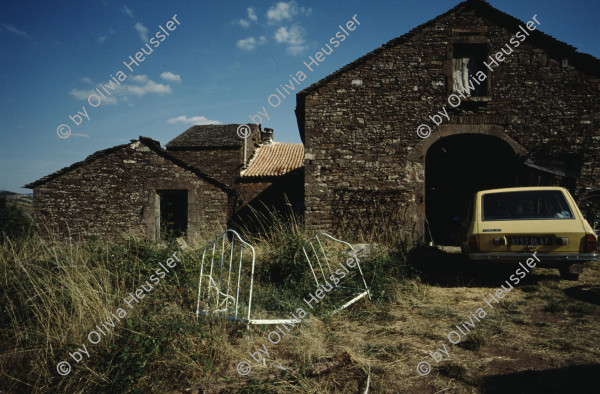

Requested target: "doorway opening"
[
  {"left": 425, "top": 134, "right": 518, "bottom": 245},
  {"left": 156, "top": 190, "right": 188, "bottom": 240}
]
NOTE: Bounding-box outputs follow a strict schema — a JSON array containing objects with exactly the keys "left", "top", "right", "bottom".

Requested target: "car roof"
[{"left": 475, "top": 186, "right": 568, "bottom": 197}]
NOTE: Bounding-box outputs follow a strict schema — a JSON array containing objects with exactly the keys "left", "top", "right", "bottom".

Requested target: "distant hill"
[{"left": 0, "top": 190, "right": 18, "bottom": 196}]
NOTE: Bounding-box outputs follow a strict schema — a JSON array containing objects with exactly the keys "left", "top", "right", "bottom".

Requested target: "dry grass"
[{"left": 1, "top": 226, "right": 599, "bottom": 393}]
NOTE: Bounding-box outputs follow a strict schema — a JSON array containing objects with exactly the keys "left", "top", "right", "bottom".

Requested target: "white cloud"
[
  {"left": 160, "top": 72, "right": 181, "bottom": 83},
  {"left": 131, "top": 75, "right": 148, "bottom": 83},
  {"left": 69, "top": 75, "right": 171, "bottom": 106},
  {"left": 134, "top": 22, "right": 148, "bottom": 42},
  {"left": 286, "top": 44, "right": 308, "bottom": 56},
  {"left": 267, "top": 2, "right": 294, "bottom": 23},
  {"left": 266, "top": 1, "right": 310, "bottom": 24},
  {"left": 167, "top": 116, "right": 222, "bottom": 126},
  {"left": 69, "top": 89, "right": 91, "bottom": 100},
  {"left": 274, "top": 25, "right": 304, "bottom": 45},
  {"left": 274, "top": 25, "right": 307, "bottom": 55},
  {"left": 70, "top": 88, "right": 119, "bottom": 105},
  {"left": 237, "top": 7, "right": 258, "bottom": 28},
  {"left": 123, "top": 5, "right": 134, "bottom": 18},
  {"left": 98, "top": 27, "right": 114, "bottom": 43},
  {"left": 237, "top": 36, "right": 267, "bottom": 51},
  {"left": 237, "top": 37, "right": 255, "bottom": 50},
  {"left": 123, "top": 79, "right": 170, "bottom": 96},
  {"left": 236, "top": 3, "right": 311, "bottom": 54},
  {"left": 247, "top": 7, "right": 258, "bottom": 21},
  {"left": 2, "top": 24, "right": 32, "bottom": 39}
]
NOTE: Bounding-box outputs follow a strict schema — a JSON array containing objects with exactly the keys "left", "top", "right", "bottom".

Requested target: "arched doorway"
[{"left": 425, "top": 134, "right": 519, "bottom": 245}]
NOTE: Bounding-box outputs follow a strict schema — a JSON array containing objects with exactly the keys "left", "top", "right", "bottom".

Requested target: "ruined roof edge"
[
  {"left": 23, "top": 142, "right": 131, "bottom": 189},
  {"left": 24, "top": 137, "right": 237, "bottom": 195}
]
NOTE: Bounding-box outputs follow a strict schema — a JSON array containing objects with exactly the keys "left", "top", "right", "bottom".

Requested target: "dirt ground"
[{"left": 354, "top": 250, "right": 600, "bottom": 393}]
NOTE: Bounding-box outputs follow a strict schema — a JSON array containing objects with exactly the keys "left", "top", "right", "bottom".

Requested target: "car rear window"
[{"left": 482, "top": 190, "right": 574, "bottom": 221}]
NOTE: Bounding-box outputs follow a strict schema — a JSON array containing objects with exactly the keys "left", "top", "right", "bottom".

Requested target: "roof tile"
[{"left": 241, "top": 143, "right": 304, "bottom": 178}]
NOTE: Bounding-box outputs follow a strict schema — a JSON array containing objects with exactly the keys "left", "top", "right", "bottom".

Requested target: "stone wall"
[
  {"left": 232, "top": 171, "right": 304, "bottom": 231},
  {"left": 299, "top": 3, "right": 600, "bottom": 241},
  {"left": 32, "top": 140, "right": 230, "bottom": 240},
  {"left": 167, "top": 128, "right": 263, "bottom": 187},
  {"left": 169, "top": 149, "right": 243, "bottom": 187}
]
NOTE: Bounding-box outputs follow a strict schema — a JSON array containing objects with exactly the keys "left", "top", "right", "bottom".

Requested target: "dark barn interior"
[
  {"left": 157, "top": 189, "right": 188, "bottom": 239},
  {"left": 425, "top": 134, "right": 518, "bottom": 245}
]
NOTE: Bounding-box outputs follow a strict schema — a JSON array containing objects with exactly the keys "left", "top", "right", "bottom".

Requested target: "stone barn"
[
  {"left": 26, "top": 124, "right": 303, "bottom": 240},
  {"left": 296, "top": 0, "right": 600, "bottom": 244}
]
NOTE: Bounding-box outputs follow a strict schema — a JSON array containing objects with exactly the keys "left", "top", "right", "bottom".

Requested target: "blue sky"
[{"left": 1, "top": 0, "right": 599, "bottom": 193}]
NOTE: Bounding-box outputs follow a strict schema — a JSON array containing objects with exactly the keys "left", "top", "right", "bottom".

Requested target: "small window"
[{"left": 452, "top": 44, "right": 488, "bottom": 97}]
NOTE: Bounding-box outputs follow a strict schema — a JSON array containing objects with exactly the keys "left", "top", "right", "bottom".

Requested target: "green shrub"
[{"left": 0, "top": 196, "right": 31, "bottom": 242}]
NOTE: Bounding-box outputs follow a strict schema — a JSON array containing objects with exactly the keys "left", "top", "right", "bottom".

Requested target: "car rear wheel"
[{"left": 559, "top": 263, "right": 582, "bottom": 281}]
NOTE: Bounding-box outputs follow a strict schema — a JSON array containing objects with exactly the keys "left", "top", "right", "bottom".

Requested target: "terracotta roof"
[
  {"left": 241, "top": 143, "right": 304, "bottom": 178},
  {"left": 165, "top": 124, "right": 256, "bottom": 149}
]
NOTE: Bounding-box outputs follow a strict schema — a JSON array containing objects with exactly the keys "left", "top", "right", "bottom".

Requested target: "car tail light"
[
  {"left": 469, "top": 235, "right": 479, "bottom": 251},
  {"left": 583, "top": 234, "right": 597, "bottom": 253}
]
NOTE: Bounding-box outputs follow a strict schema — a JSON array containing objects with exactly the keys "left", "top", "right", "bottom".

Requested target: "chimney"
[{"left": 261, "top": 128, "right": 274, "bottom": 144}]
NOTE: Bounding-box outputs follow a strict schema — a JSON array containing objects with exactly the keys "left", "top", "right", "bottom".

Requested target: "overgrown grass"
[
  {"left": 0, "top": 212, "right": 418, "bottom": 393},
  {"left": 0, "top": 230, "right": 252, "bottom": 392},
  {"left": 4, "top": 216, "right": 598, "bottom": 393}
]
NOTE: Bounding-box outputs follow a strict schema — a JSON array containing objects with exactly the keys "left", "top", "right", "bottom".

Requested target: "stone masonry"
[
  {"left": 27, "top": 138, "right": 233, "bottom": 240},
  {"left": 296, "top": 0, "right": 600, "bottom": 242}
]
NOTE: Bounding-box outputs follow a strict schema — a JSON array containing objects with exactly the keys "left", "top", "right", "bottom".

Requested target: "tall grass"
[
  {"left": 0, "top": 233, "right": 236, "bottom": 392},
  {"left": 0, "top": 213, "right": 418, "bottom": 392}
]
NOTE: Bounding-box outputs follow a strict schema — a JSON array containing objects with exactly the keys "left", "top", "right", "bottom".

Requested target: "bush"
[{"left": 0, "top": 196, "right": 31, "bottom": 242}]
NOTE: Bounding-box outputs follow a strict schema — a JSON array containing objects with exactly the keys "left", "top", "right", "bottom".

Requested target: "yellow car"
[{"left": 461, "top": 186, "right": 599, "bottom": 280}]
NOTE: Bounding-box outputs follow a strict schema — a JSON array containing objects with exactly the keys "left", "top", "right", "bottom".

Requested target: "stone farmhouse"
[
  {"left": 25, "top": 124, "right": 303, "bottom": 239},
  {"left": 27, "top": 0, "right": 600, "bottom": 244},
  {"left": 296, "top": 0, "right": 600, "bottom": 244}
]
